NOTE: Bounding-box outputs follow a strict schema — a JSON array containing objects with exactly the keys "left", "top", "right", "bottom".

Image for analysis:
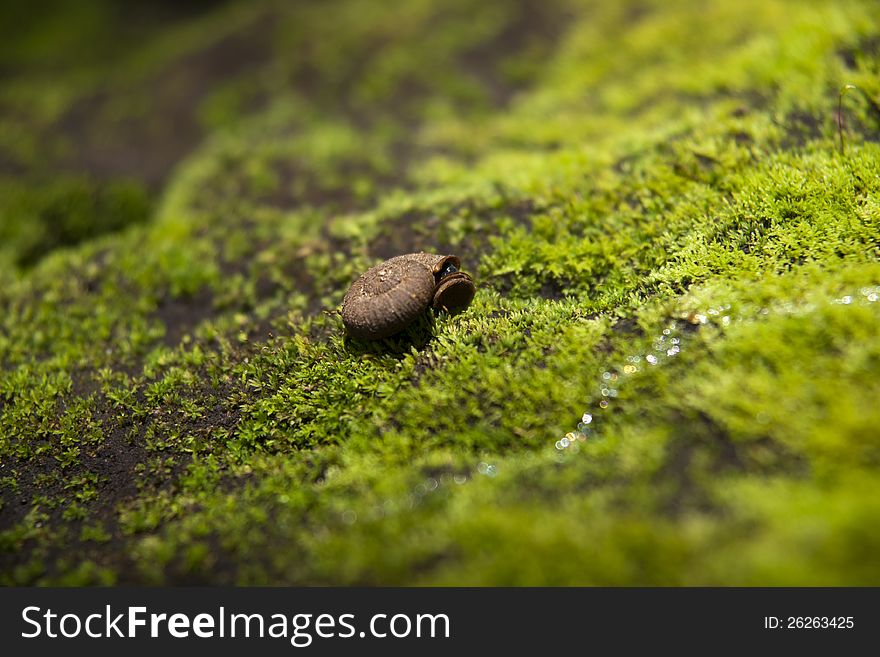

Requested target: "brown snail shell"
[
  {"left": 341, "top": 253, "right": 476, "bottom": 340},
  {"left": 432, "top": 271, "right": 476, "bottom": 312}
]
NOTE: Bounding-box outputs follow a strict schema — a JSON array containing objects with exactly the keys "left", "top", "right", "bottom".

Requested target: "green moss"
[
  {"left": 1, "top": 0, "right": 879, "bottom": 585},
  {"left": 0, "top": 177, "right": 152, "bottom": 268}
]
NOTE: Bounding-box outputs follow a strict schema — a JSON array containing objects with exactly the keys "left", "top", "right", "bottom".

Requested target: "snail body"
[{"left": 342, "top": 253, "right": 476, "bottom": 340}]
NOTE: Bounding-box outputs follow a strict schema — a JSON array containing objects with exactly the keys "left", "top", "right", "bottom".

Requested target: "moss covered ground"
[{"left": 0, "top": 0, "right": 879, "bottom": 585}]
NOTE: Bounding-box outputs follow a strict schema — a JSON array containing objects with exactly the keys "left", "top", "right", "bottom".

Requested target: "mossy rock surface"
[{"left": 1, "top": 0, "right": 879, "bottom": 585}]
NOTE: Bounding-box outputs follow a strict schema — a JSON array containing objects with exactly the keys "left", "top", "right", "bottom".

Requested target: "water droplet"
[
  {"left": 582, "top": 413, "right": 593, "bottom": 424},
  {"left": 646, "top": 354, "right": 658, "bottom": 365},
  {"left": 602, "top": 371, "right": 612, "bottom": 380},
  {"left": 453, "top": 474, "right": 467, "bottom": 485},
  {"left": 599, "top": 400, "right": 609, "bottom": 408},
  {"left": 342, "top": 510, "right": 357, "bottom": 524},
  {"left": 478, "top": 462, "right": 489, "bottom": 474},
  {"left": 560, "top": 437, "right": 571, "bottom": 448}
]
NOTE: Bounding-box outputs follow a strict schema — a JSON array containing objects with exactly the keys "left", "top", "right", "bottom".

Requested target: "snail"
[{"left": 341, "top": 253, "right": 476, "bottom": 340}]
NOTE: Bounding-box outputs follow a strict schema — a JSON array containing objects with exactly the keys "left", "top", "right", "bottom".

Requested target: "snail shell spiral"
[{"left": 341, "top": 253, "right": 474, "bottom": 340}]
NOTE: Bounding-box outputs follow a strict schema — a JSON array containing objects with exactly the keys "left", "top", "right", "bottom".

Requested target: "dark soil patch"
[
  {"left": 80, "top": 429, "right": 156, "bottom": 511},
  {"left": 194, "top": 382, "right": 242, "bottom": 431},
  {"left": 780, "top": 110, "right": 826, "bottom": 149},
  {"left": 253, "top": 160, "right": 387, "bottom": 214},
  {"left": 782, "top": 91, "right": 879, "bottom": 152},
  {"left": 366, "top": 215, "right": 436, "bottom": 262},
  {"left": 154, "top": 287, "right": 216, "bottom": 347},
  {"left": 538, "top": 279, "right": 568, "bottom": 301},
  {"left": 0, "top": 364, "right": 249, "bottom": 582},
  {"left": 70, "top": 369, "right": 102, "bottom": 398},
  {"left": 656, "top": 410, "right": 807, "bottom": 517},
  {"left": 838, "top": 88, "right": 880, "bottom": 142},
  {"left": 612, "top": 317, "right": 645, "bottom": 337},
  {"left": 0, "top": 405, "right": 153, "bottom": 571},
  {"left": 0, "top": 152, "right": 26, "bottom": 176},
  {"left": 490, "top": 271, "right": 571, "bottom": 301},
  {"left": 655, "top": 411, "right": 745, "bottom": 517},
  {"left": 838, "top": 35, "right": 880, "bottom": 69},
  {"left": 56, "top": 13, "right": 275, "bottom": 190},
  {"left": 458, "top": 0, "right": 572, "bottom": 107}
]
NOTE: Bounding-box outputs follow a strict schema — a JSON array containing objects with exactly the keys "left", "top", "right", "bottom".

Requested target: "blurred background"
[{"left": 0, "top": 0, "right": 564, "bottom": 268}]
